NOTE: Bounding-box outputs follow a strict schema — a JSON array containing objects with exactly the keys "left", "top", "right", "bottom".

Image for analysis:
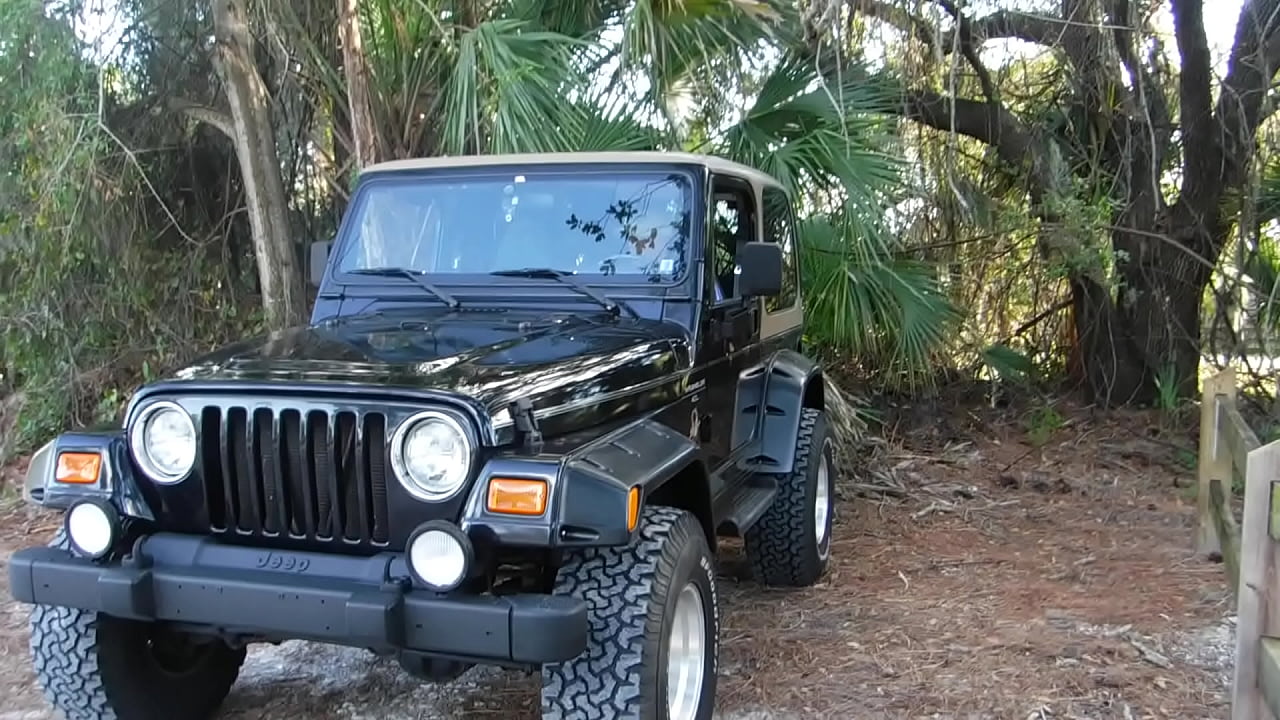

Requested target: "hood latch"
[{"left": 509, "top": 397, "right": 544, "bottom": 452}]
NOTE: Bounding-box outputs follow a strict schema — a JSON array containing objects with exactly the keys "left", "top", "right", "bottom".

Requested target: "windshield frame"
[{"left": 326, "top": 162, "right": 703, "bottom": 293}]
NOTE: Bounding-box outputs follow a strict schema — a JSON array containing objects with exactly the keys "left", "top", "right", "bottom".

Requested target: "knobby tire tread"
[
  {"left": 744, "top": 407, "right": 828, "bottom": 586},
  {"left": 541, "top": 505, "right": 710, "bottom": 720},
  {"left": 28, "top": 531, "right": 244, "bottom": 720}
]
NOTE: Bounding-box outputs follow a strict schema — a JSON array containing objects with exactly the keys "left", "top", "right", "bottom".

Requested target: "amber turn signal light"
[
  {"left": 627, "top": 487, "right": 640, "bottom": 532},
  {"left": 55, "top": 452, "right": 101, "bottom": 485},
  {"left": 486, "top": 478, "right": 548, "bottom": 516}
]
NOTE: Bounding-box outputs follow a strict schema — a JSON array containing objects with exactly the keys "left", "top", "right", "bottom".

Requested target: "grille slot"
[{"left": 202, "top": 405, "right": 391, "bottom": 546}]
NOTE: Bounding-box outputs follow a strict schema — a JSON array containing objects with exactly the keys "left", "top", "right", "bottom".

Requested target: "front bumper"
[{"left": 8, "top": 533, "right": 586, "bottom": 665}]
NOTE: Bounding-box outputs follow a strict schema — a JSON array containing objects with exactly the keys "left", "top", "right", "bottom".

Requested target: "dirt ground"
[{"left": 0, "top": 395, "right": 1236, "bottom": 719}]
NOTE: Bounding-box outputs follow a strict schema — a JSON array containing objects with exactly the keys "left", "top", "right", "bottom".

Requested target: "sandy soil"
[{"left": 0, "top": 397, "right": 1236, "bottom": 719}]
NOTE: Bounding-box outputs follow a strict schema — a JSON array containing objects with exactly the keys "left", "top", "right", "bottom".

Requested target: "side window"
[
  {"left": 762, "top": 187, "right": 798, "bottom": 312},
  {"left": 708, "top": 179, "right": 755, "bottom": 303}
]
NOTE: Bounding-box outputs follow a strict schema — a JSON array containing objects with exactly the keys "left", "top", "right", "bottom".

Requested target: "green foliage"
[
  {"left": 0, "top": 0, "right": 958, "bottom": 460},
  {"left": 0, "top": 2, "right": 260, "bottom": 455},
  {"left": 1256, "top": 155, "right": 1280, "bottom": 228},
  {"left": 696, "top": 53, "right": 955, "bottom": 386},
  {"left": 1024, "top": 403, "right": 1065, "bottom": 447},
  {"left": 1240, "top": 234, "right": 1280, "bottom": 332},
  {"left": 799, "top": 214, "right": 959, "bottom": 388},
  {"left": 1153, "top": 362, "right": 1181, "bottom": 415},
  {"left": 718, "top": 56, "right": 902, "bottom": 201},
  {"left": 350, "top": 0, "right": 955, "bottom": 384},
  {"left": 1175, "top": 447, "right": 1197, "bottom": 474},
  {"left": 981, "top": 344, "right": 1036, "bottom": 384},
  {"left": 443, "top": 19, "right": 588, "bottom": 154}
]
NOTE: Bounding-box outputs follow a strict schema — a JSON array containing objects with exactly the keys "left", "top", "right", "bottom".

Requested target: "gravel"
[
  {"left": 1169, "top": 615, "right": 1237, "bottom": 689},
  {"left": 222, "top": 640, "right": 797, "bottom": 720}
]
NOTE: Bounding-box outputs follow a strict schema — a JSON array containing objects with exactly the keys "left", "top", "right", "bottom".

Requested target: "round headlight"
[
  {"left": 391, "top": 411, "right": 472, "bottom": 501},
  {"left": 130, "top": 401, "right": 196, "bottom": 483}
]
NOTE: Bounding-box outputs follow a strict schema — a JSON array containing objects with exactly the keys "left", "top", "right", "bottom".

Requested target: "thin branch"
[
  {"left": 1012, "top": 298, "right": 1073, "bottom": 337},
  {"left": 1097, "top": 223, "right": 1220, "bottom": 272},
  {"left": 934, "top": 0, "right": 997, "bottom": 102},
  {"left": 963, "top": 10, "right": 1074, "bottom": 49},
  {"left": 87, "top": 65, "right": 199, "bottom": 247},
  {"left": 850, "top": 0, "right": 937, "bottom": 54},
  {"left": 169, "top": 98, "right": 236, "bottom": 140},
  {"left": 1215, "top": 0, "right": 1280, "bottom": 189}
]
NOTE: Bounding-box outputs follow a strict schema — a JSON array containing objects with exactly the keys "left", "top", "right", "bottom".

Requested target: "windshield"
[{"left": 334, "top": 168, "right": 693, "bottom": 283}]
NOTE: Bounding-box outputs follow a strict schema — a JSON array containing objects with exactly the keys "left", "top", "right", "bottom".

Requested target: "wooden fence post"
[
  {"left": 1200, "top": 368, "right": 1236, "bottom": 556},
  {"left": 1232, "top": 440, "right": 1280, "bottom": 720}
]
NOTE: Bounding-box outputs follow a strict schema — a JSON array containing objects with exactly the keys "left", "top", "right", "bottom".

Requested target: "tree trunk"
[
  {"left": 842, "top": 0, "right": 1280, "bottom": 406},
  {"left": 1068, "top": 118, "right": 1214, "bottom": 407},
  {"left": 338, "top": 0, "right": 379, "bottom": 168},
  {"left": 210, "top": 0, "right": 305, "bottom": 331},
  {"left": 1071, "top": 259, "right": 1212, "bottom": 406}
]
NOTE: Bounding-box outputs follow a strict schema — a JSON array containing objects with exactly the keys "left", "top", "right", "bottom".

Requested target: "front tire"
[
  {"left": 541, "top": 506, "right": 719, "bottom": 720},
  {"left": 743, "top": 407, "right": 836, "bottom": 587},
  {"left": 29, "top": 533, "right": 246, "bottom": 720}
]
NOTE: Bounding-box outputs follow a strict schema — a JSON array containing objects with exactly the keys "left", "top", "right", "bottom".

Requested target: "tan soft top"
[{"left": 362, "top": 151, "right": 784, "bottom": 193}]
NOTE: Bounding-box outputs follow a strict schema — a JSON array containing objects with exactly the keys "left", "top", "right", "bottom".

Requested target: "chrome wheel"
[
  {"left": 814, "top": 444, "right": 831, "bottom": 545},
  {"left": 666, "top": 581, "right": 707, "bottom": 720}
]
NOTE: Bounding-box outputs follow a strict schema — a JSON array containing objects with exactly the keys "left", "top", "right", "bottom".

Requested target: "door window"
[
  {"left": 708, "top": 179, "right": 755, "bottom": 304},
  {"left": 762, "top": 187, "right": 799, "bottom": 313}
]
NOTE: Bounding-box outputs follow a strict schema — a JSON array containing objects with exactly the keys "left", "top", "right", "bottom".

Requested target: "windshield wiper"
[
  {"left": 490, "top": 268, "right": 635, "bottom": 318},
  {"left": 347, "top": 268, "right": 460, "bottom": 309}
]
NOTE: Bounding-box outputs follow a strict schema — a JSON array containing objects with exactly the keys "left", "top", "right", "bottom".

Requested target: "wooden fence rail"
[{"left": 1196, "top": 367, "right": 1280, "bottom": 719}]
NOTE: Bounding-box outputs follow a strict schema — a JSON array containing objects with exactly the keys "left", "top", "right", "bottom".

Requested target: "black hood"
[{"left": 165, "top": 308, "right": 693, "bottom": 437}]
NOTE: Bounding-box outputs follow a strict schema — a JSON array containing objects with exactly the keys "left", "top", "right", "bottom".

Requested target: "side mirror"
[
  {"left": 309, "top": 241, "right": 333, "bottom": 287},
  {"left": 737, "top": 241, "right": 783, "bottom": 297}
]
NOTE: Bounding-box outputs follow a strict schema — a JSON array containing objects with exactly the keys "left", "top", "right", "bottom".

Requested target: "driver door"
[{"left": 699, "top": 175, "right": 762, "bottom": 488}]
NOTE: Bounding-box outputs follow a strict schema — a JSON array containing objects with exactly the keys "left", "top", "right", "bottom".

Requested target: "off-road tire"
[
  {"left": 743, "top": 407, "right": 835, "bottom": 586},
  {"left": 29, "top": 531, "right": 246, "bottom": 720},
  {"left": 541, "top": 505, "right": 719, "bottom": 720}
]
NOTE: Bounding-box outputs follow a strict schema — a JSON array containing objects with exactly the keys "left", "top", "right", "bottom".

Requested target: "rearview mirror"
[
  {"left": 309, "top": 241, "right": 333, "bottom": 287},
  {"left": 737, "top": 241, "right": 783, "bottom": 297}
]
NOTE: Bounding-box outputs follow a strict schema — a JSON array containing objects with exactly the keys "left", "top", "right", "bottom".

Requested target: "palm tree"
[{"left": 289, "top": 0, "right": 957, "bottom": 385}]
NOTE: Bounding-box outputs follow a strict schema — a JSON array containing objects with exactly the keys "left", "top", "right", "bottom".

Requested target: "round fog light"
[
  {"left": 406, "top": 523, "right": 472, "bottom": 592},
  {"left": 66, "top": 501, "right": 118, "bottom": 559}
]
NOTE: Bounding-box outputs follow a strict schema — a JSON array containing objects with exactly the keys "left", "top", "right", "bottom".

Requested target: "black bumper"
[{"left": 8, "top": 533, "right": 587, "bottom": 665}]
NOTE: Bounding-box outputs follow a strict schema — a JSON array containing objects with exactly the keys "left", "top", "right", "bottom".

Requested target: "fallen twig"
[
  {"left": 1126, "top": 634, "right": 1173, "bottom": 669},
  {"left": 847, "top": 482, "right": 908, "bottom": 498},
  {"left": 912, "top": 500, "right": 956, "bottom": 519}
]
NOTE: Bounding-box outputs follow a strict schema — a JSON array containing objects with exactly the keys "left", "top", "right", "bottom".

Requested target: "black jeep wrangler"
[{"left": 10, "top": 151, "right": 836, "bottom": 720}]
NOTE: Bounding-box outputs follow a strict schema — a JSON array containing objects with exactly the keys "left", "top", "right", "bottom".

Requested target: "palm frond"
[
  {"left": 568, "top": 101, "right": 664, "bottom": 151},
  {"left": 441, "top": 19, "right": 588, "bottom": 155},
  {"left": 507, "top": 0, "right": 631, "bottom": 39},
  {"left": 718, "top": 54, "right": 902, "bottom": 223},
  {"left": 801, "top": 213, "right": 959, "bottom": 387},
  {"left": 617, "top": 0, "right": 782, "bottom": 134}
]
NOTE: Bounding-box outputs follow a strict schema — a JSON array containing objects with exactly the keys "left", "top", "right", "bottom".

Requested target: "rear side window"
[{"left": 762, "top": 187, "right": 798, "bottom": 312}]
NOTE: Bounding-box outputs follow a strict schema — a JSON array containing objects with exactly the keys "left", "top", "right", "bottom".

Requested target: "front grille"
[{"left": 199, "top": 406, "right": 391, "bottom": 547}]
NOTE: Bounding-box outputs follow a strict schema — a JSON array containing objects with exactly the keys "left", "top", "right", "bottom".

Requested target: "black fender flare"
[
  {"left": 744, "top": 349, "right": 825, "bottom": 475},
  {"left": 460, "top": 416, "right": 713, "bottom": 550},
  {"left": 556, "top": 417, "right": 712, "bottom": 547}
]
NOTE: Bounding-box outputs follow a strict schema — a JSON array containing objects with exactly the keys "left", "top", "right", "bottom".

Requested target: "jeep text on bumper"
[{"left": 9, "top": 533, "right": 587, "bottom": 664}]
